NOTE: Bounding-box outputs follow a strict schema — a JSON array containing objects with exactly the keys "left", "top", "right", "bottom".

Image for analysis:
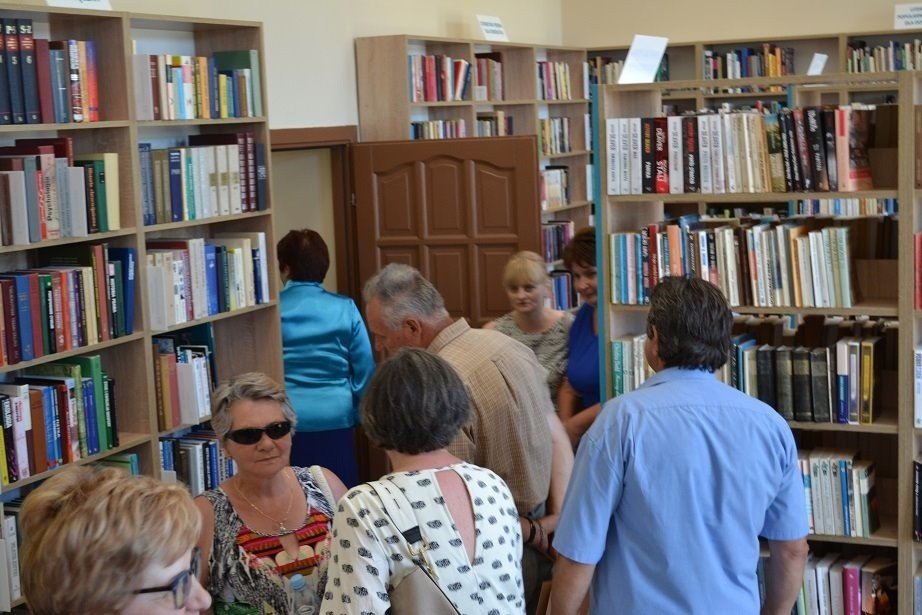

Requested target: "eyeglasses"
[
  {"left": 225, "top": 420, "right": 292, "bottom": 445},
  {"left": 133, "top": 547, "right": 201, "bottom": 610}
]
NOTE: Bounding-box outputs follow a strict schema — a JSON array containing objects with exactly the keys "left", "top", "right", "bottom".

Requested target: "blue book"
[
  {"left": 138, "top": 143, "right": 155, "bottom": 225},
  {"left": 634, "top": 235, "right": 642, "bottom": 305},
  {"left": 171, "top": 66, "right": 184, "bottom": 120},
  {"left": 48, "top": 48, "right": 68, "bottom": 123},
  {"left": 81, "top": 376, "right": 99, "bottom": 455},
  {"left": 3, "top": 20, "right": 24, "bottom": 124},
  {"left": 0, "top": 273, "right": 35, "bottom": 361},
  {"left": 17, "top": 19, "right": 40, "bottom": 124},
  {"left": 35, "top": 384, "right": 61, "bottom": 468},
  {"left": 107, "top": 247, "right": 136, "bottom": 335},
  {"left": 183, "top": 149, "right": 195, "bottom": 220},
  {"left": 207, "top": 56, "right": 218, "bottom": 118},
  {"left": 839, "top": 459, "right": 851, "bottom": 537},
  {"left": 204, "top": 243, "right": 219, "bottom": 315},
  {"left": 167, "top": 148, "right": 184, "bottom": 222}
]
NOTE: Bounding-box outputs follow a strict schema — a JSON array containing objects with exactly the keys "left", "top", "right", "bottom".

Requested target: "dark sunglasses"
[
  {"left": 133, "top": 547, "right": 201, "bottom": 609},
  {"left": 225, "top": 420, "right": 292, "bottom": 445}
]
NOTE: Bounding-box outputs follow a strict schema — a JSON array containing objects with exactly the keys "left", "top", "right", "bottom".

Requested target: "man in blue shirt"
[{"left": 552, "top": 276, "right": 808, "bottom": 614}]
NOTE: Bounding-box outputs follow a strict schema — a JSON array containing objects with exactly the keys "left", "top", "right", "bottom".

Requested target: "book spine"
[
  {"left": 16, "top": 20, "right": 38, "bottom": 124},
  {"left": 4, "top": 20, "right": 24, "bottom": 124}
]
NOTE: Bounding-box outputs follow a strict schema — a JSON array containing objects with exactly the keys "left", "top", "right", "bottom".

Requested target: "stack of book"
[
  {"left": 589, "top": 54, "right": 669, "bottom": 85},
  {"left": 408, "top": 53, "right": 471, "bottom": 103},
  {"left": 473, "top": 52, "right": 501, "bottom": 101},
  {"left": 549, "top": 271, "right": 575, "bottom": 311},
  {"left": 536, "top": 60, "right": 572, "bottom": 100},
  {"left": 160, "top": 426, "right": 236, "bottom": 497},
  {"left": 152, "top": 324, "right": 215, "bottom": 432},
  {"left": 610, "top": 333, "right": 653, "bottom": 397},
  {"left": 540, "top": 117, "right": 572, "bottom": 156},
  {"left": 410, "top": 119, "right": 466, "bottom": 140},
  {"left": 847, "top": 38, "right": 922, "bottom": 73},
  {"left": 541, "top": 220, "right": 574, "bottom": 263},
  {"left": 798, "top": 448, "right": 880, "bottom": 539},
  {"left": 475, "top": 110, "right": 513, "bottom": 137},
  {"left": 540, "top": 167, "right": 570, "bottom": 210},
  {"left": 702, "top": 44, "right": 795, "bottom": 80}
]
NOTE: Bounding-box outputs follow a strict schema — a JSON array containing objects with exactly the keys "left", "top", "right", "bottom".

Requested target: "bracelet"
[
  {"left": 536, "top": 520, "right": 546, "bottom": 545},
  {"left": 525, "top": 518, "right": 537, "bottom": 545}
]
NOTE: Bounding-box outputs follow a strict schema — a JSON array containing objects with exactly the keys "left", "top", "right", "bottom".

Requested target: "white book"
[
  {"left": 751, "top": 225, "right": 768, "bottom": 307},
  {"left": 815, "top": 553, "right": 840, "bottom": 615},
  {"left": 709, "top": 113, "right": 726, "bottom": 194},
  {"left": 915, "top": 346, "right": 922, "bottom": 429},
  {"left": 798, "top": 452, "right": 815, "bottom": 533},
  {"left": 146, "top": 261, "right": 169, "bottom": 332},
  {"left": 227, "top": 143, "right": 243, "bottom": 214},
  {"left": 796, "top": 235, "right": 815, "bottom": 308},
  {"left": 216, "top": 231, "right": 269, "bottom": 304},
  {"left": 176, "top": 361, "right": 201, "bottom": 425},
  {"left": 804, "top": 555, "right": 820, "bottom": 615},
  {"left": 585, "top": 163, "right": 593, "bottom": 202},
  {"left": 606, "top": 119, "right": 620, "bottom": 195},
  {"left": 0, "top": 171, "right": 30, "bottom": 246},
  {"left": 628, "top": 117, "right": 642, "bottom": 195},
  {"left": 65, "top": 167, "right": 88, "bottom": 238},
  {"left": 808, "top": 232, "right": 826, "bottom": 308},
  {"left": 722, "top": 227, "right": 739, "bottom": 307},
  {"left": 132, "top": 54, "right": 154, "bottom": 120},
  {"left": 822, "top": 228, "right": 837, "bottom": 308},
  {"left": 178, "top": 441, "right": 205, "bottom": 496},
  {"left": 584, "top": 113, "right": 591, "bottom": 154},
  {"left": 210, "top": 237, "right": 255, "bottom": 307},
  {"left": 697, "top": 114, "right": 713, "bottom": 194},
  {"left": 810, "top": 449, "right": 828, "bottom": 534},
  {"left": 819, "top": 454, "right": 836, "bottom": 537},
  {"left": 0, "top": 388, "right": 29, "bottom": 480},
  {"left": 828, "top": 559, "right": 847, "bottom": 615},
  {"left": 1, "top": 517, "right": 19, "bottom": 600},
  {"left": 617, "top": 117, "right": 630, "bottom": 195},
  {"left": 667, "top": 115, "right": 684, "bottom": 194},
  {"left": 193, "top": 146, "right": 211, "bottom": 219},
  {"left": 722, "top": 111, "right": 739, "bottom": 193},
  {"left": 213, "top": 144, "right": 231, "bottom": 216}
]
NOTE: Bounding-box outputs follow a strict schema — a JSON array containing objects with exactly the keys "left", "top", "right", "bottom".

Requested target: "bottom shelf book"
[{"left": 160, "top": 426, "right": 236, "bottom": 497}]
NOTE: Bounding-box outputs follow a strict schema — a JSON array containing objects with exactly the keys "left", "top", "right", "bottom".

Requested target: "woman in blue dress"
[
  {"left": 557, "top": 227, "right": 600, "bottom": 449},
  {"left": 277, "top": 229, "right": 375, "bottom": 486}
]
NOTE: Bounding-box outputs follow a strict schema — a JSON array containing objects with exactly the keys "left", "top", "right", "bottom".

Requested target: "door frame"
[{"left": 270, "top": 125, "right": 360, "bottom": 300}]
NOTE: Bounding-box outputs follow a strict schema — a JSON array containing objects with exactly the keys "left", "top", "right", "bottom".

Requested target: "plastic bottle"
[{"left": 289, "top": 573, "right": 316, "bottom": 615}]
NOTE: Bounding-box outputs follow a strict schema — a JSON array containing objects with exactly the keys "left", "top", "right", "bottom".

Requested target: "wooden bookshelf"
[
  {"left": 354, "top": 34, "right": 594, "bottom": 310},
  {"left": 0, "top": 6, "right": 281, "bottom": 610},
  {"left": 594, "top": 71, "right": 915, "bottom": 612}
]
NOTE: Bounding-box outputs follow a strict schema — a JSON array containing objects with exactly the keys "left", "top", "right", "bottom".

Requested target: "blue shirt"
[
  {"left": 280, "top": 281, "right": 375, "bottom": 431},
  {"left": 566, "top": 303, "right": 600, "bottom": 407},
  {"left": 554, "top": 368, "right": 807, "bottom": 614}
]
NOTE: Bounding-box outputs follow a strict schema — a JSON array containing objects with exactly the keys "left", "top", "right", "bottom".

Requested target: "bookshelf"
[
  {"left": 0, "top": 5, "right": 281, "bottom": 611},
  {"left": 354, "top": 34, "right": 594, "bottom": 309},
  {"left": 594, "top": 71, "right": 915, "bottom": 612}
]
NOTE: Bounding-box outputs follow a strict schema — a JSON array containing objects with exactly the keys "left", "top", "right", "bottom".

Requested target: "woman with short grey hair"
[{"left": 320, "top": 349, "right": 525, "bottom": 614}]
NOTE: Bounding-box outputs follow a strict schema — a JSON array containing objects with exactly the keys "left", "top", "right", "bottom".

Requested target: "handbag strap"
[{"left": 367, "top": 479, "right": 461, "bottom": 614}]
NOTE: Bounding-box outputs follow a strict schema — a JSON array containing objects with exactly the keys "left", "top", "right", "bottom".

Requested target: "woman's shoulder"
[
  {"left": 488, "top": 312, "right": 516, "bottom": 332},
  {"left": 292, "top": 466, "right": 338, "bottom": 517}
]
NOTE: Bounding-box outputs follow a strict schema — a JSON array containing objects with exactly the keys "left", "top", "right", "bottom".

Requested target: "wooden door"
[{"left": 353, "top": 136, "right": 540, "bottom": 326}]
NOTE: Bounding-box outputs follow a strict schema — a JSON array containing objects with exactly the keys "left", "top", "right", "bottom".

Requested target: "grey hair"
[
  {"left": 362, "top": 263, "right": 449, "bottom": 329},
  {"left": 211, "top": 372, "right": 297, "bottom": 441},
  {"left": 361, "top": 348, "right": 471, "bottom": 455}
]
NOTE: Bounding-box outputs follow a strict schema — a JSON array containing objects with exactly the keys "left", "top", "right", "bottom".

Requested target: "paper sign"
[
  {"left": 895, "top": 3, "right": 922, "bottom": 29},
  {"left": 477, "top": 15, "right": 508, "bottom": 42},
  {"left": 46, "top": 0, "right": 113, "bottom": 9},
  {"left": 806, "top": 53, "right": 828, "bottom": 76},
  {"left": 617, "top": 35, "right": 669, "bottom": 85}
]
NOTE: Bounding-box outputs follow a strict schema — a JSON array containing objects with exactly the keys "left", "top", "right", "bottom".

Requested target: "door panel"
[{"left": 353, "top": 136, "right": 539, "bottom": 327}]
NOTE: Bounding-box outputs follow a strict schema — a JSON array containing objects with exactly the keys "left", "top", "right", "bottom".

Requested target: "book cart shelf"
[
  {"left": 593, "top": 71, "right": 916, "bottom": 612},
  {"left": 0, "top": 5, "right": 281, "bottom": 611},
  {"left": 354, "top": 34, "right": 594, "bottom": 308}
]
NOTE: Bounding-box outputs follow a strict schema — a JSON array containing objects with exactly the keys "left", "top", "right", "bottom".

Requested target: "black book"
[
  {"left": 16, "top": 19, "right": 39, "bottom": 124},
  {"left": 804, "top": 106, "right": 828, "bottom": 191},
  {"left": 779, "top": 109, "right": 802, "bottom": 191},
  {"left": 756, "top": 344, "right": 777, "bottom": 410},
  {"left": 914, "top": 459, "right": 922, "bottom": 542},
  {"left": 774, "top": 346, "right": 794, "bottom": 420},
  {"left": 2, "top": 20, "right": 23, "bottom": 124},
  {"left": 810, "top": 347, "right": 832, "bottom": 422},
  {"left": 641, "top": 117, "right": 655, "bottom": 194},
  {"left": 682, "top": 115, "right": 699, "bottom": 193},
  {"left": 0, "top": 22, "right": 10, "bottom": 124},
  {"left": 821, "top": 108, "right": 838, "bottom": 191},
  {"left": 103, "top": 373, "right": 118, "bottom": 448},
  {"left": 792, "top": 346, "right": 813, "bottom": 421}
]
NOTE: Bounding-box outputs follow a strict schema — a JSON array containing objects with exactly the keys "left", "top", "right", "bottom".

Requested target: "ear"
[{"left": 403, "top": 316, "right": 425, "bottom": 344}]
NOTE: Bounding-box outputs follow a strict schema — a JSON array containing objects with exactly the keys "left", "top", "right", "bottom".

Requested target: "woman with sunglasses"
[
  {"left": 194, "top": 372, "right": 347, "bottom": 614},
  {"left": 21, "top": 465, "right": 211, "bottom": 614}
]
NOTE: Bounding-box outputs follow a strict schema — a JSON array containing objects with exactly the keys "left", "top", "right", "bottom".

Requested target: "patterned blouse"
[
  {"left": 492, "top": 311, "right": 573, "bottom": 401},
  {"left": 320, "top": 462, "right": 524, "bottom": 615},
  {"left": 201, "top": 466, "right": 336, "bottom": 614}
]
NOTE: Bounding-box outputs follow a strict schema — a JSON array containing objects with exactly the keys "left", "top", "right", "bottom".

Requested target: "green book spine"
[{"left": 59, "top": 355, "right": 108, "bottom": 450}]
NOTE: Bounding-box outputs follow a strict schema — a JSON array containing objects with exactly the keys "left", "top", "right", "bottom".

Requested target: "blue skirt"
[{"left": 290, "top": 427, "right": 359, "bottom": 488}]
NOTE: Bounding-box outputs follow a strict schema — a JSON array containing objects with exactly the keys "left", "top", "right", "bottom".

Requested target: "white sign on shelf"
[
  {"left": 895, "top": 3, "right": 922, "bottom": 29},
  {"left": 617, "top": 34, "right": 669, "bottom": 85},
  {"left": 46, "top": 0, "right": 113, "bottom": 9},
  {"left": 477, "top": 15, "right": 508, "bottom": 42},
  {"left": 806, "top": 53, "right": 828, "bottom": 76}
]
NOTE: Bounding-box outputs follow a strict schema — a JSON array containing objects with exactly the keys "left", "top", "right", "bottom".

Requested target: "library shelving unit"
[
  {"left": 594, "top": 71, "right": 915, "bottom": 612},
  {"left": 0, "top": 5, "right": 281, "bottom": 611},
  {"left": 354, "top": 34, "right": 594, "bottom": 308}
]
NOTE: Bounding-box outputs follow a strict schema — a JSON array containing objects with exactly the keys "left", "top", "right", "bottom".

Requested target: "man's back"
[
  {"left": 554, "top": 368, "right": 807, "bottom": 614},
  {"left": 429, "top": 318, "right": 553, "bottom": 514}
]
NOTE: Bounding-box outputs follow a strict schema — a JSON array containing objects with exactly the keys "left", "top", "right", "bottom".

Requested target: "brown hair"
[
  {"left": 277, "top": 228, "right": 330, "bottom": 283},
  {"left": 562, "top": 227, "right": 596, "bottom": 269},
  {"left": 21, "top": 466, "right": 201, "bottom": 614}
]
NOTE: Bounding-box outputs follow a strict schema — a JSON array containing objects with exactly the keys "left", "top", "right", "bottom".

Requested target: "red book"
[
  {"left": 27, "top": 388, "right": 47, "bottom": 473},
  {"left": 0, "top": 144, "right": 57, "bottom": 238},
  {"left": 646, "top": 223, "right": 660, "bottom": 288},
  {"left": 34, "top": 38, "right": 54, "bottom": 124},
  {"left": 84, "top": 40, "right": 98, "bottom": 121},
  {"left": 0, "top": 279, "right": 20, "bottom": 364},
  {"left": 916, "top": 232, "right": 922, "bottom": 310},
  {"left": 148, "top": 54, "right": 161, "bottom": 120},
  {"left": 15, "top": 136, "right": 73, "bottom": 165}
]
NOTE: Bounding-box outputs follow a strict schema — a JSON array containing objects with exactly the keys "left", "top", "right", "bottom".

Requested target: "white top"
[{"left": 319, "top": 462, "right": 525, "bottom": 615}]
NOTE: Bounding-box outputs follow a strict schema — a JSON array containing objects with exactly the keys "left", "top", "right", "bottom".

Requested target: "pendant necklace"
[{"left": 234, "top": 473, "right": 296, "bottom": 535}]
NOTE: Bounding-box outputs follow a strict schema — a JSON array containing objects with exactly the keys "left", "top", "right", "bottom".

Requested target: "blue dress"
[
  {"left": 280, "top": 281, "right": 375, "bottom": 431},
  {"left": 566, "top": 303, "right": 600, "bottom": 408}
]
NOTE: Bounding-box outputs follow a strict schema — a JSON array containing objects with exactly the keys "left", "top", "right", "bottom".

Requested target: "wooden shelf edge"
[
  {"left": 543, "top": 200, "right": 593, "bottom": 214},
  {"left": 0, "top": 332, "right": 145, "bottom": 375},
  {"left": 542, "top": 150, "right": 592, "bottom": 160},
  {"left": 787, "top": 418, "right": 898, "bottom": 434},
  {"left": 606, "top": 190, "right": 898, "bottom": 204},
  {"left": 144, "top": 210, "right": 271, "bottom": 232},
  {"left": 136, "top": 117, "right": 266, "bottom": 127},
  {"left": 0, "top": 228, "right": 138, "bottom": 255},
  {"left": 159, "top": 415, "right": 213, "bottom": 438},
  {"left": 155, "top": 301, "right": 278, "bottom": 334},
  {"left": 609, "top": 303, "right": 898, "bottom": 317}
]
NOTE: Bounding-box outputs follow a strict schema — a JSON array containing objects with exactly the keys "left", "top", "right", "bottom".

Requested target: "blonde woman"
[
  {"left": 485, "top": 250, "right": 573, "bottom": 402},
  {"left": 21, "top": 466, "right": 211, "bottom": 614}
]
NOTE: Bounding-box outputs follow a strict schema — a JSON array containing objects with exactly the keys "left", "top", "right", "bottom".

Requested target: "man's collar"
[{"left": 427, "top": 318, "right": 469, "bottom": 353}]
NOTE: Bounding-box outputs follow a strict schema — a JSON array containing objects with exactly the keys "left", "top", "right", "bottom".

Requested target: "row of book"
[
  {"left": 539, "top": 167, "right": 570, "bottom": 211},
  {"left": 702, "top": 44, "right": 795, "bottom": 81},
  {"left": 911, "top": 457, "right": 922, "bottom": 544},
  {"left": 0, "top": 138, "right": 121, "bottom": 245},
  {"left": 474, "top": 110, "right": 513, "bottom": 137},
  {"left": 0, "top": 18, "right": 100, "bottom": 124},
  {"left": 536, "top": 60, "right": 573, "bottom": 101},
  {"left": 153, "top": 324, "right": 215, "bottom": 432},
  {"left": 588, "top": 54, "right": 669, "bottom": 85},
  {"left": 548, "top": 270, "right": 576, "bottom": 311},
  {"left": 847, "top": 39, "right": 922, "bottom": 73},
  {"left": 768, "top": 553, "right": 895, "bottom": 615},
  {"left": 473, "top": 53, "right": 501, "bottom": 101},
  {"left": 792, "top": 198, "right": 897, "bottom": 217},
  {"left": 610, "top": 333, "right": 652, "bottom": 397},
  {"left": 0, "top": 245, "right": 136, "bottom": 367},
  {"left": 138, "top": 132, "right": 267, "bottom": 226},
  {"left": 912, "top": 234, "right": 922, "bottom": 311},
  {"left": 160, "top": 427, "right": 236, "bottom": 497},
  {"left": 408, "top": 54, "right": 471, "bottom": 103},
  {"left": 146, "top": 233, "right": 269, "bottom": 331},
  {"left": 540, "top": 220, "right": 574, "bottom": 263},
  {"left": 132, "top": 49, "right": 263, "bottom": 120},
  {"left": 607, "top": 214, "right": 894, "bottom": 308},
  {"left": 410, "top": 119, "right": 467, "bottom": 140},
  {"left": 799, "top": 448, "right": 880, "bottom": 538},
  {"left": 539, "top": 117, "right": 572, "bottom": 157},
  {"left": 604, "top": 104, "right": 888, "bottom": 196},
  {"left": 0, "top": 354, "right": 118, "bottom": 486}
]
